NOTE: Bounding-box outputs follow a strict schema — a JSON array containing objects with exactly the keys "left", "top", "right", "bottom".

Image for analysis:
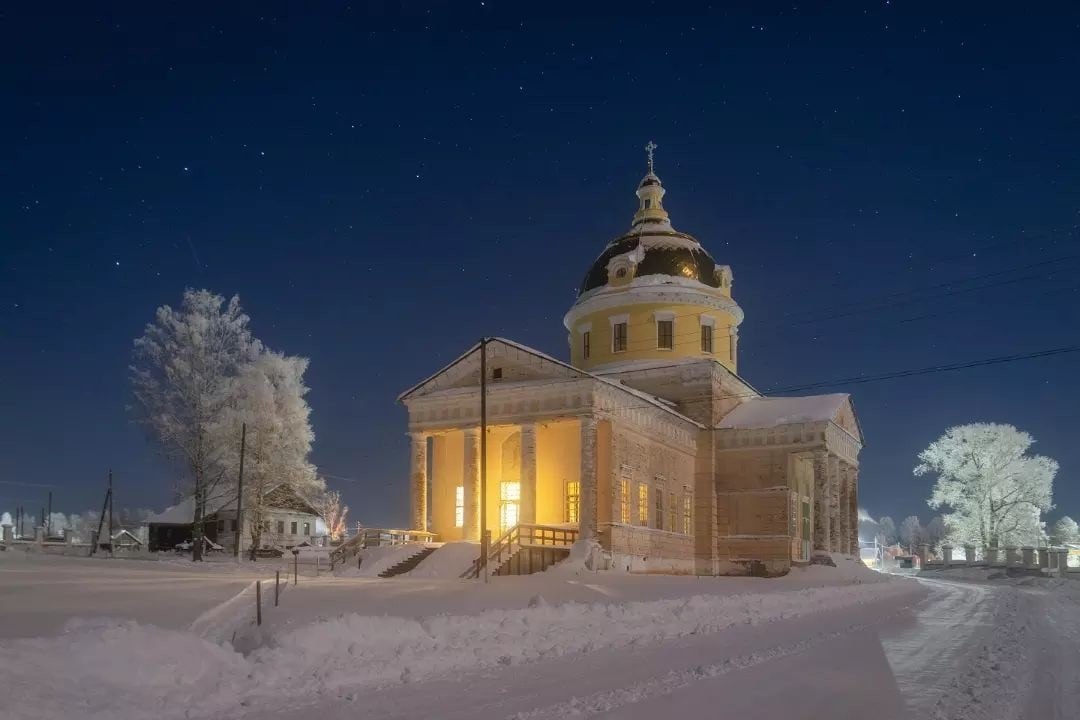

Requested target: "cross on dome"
[{"left": 645, "top": 140, "right": 657, "bottom": 173}]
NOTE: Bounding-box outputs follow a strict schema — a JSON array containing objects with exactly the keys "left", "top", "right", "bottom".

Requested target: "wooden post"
[
  {"left": 90, "top": 479, "right": 110, "bottom": 557},
  {"left": 235, "top": 423, "right": 246, "bottom": 560},
  {"left": 256, "top": 580, "right": 262, "bottom": 626},
  {"left": 275, "top": 570, "right": 280, "bottom": 607},
  {"left": 479, "top": 337, "right": 489, "bottom": 584},
  {"left": 107, "top": 469, "right": 114, "bottom": 558}
]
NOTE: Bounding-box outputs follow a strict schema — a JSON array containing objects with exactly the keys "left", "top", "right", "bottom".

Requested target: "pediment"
[{"left": 398, "top": 338, "right": 585, "bottom": 401}]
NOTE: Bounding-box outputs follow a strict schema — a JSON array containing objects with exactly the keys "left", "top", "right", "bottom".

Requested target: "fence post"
[
  {"left": 256, "top": 580, "right": 262, "bottom": 626},
  {"left": 275, "top": 570, "right": 280, "bottom": 607}
]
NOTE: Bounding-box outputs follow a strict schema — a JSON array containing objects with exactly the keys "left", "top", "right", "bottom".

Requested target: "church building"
[{"left": 399, "top": 147, "right": 862, "bottom": 576}]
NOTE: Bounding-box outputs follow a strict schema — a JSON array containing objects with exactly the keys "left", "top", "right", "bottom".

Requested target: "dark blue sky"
[{"left": 4, "top": 2, "right": 1078, "bottom": 528}]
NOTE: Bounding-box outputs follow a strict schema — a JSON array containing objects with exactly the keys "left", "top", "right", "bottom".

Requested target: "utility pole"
[
  {"left": 235, "top": 423, "right": 246, "bottom": 560},
  {"left": 90, "top": 473, "right": 110, "bottom": 557},
  {"left": 479, "top": 337, "right": 489, "bottom": 583},
  {"left": 108, "top": 469, "right": 114, "bottom": 557}
]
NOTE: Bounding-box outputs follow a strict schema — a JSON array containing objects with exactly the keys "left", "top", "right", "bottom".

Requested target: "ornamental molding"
[{"left": 564, "top": 282, "right": 744, "bottom": 330}]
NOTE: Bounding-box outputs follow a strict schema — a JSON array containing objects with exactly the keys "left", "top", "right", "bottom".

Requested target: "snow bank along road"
[{"left": 2, "top": 558, "right": 1077, "bottom": 720}]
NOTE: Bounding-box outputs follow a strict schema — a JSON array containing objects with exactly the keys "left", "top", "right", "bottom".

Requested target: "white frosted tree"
[
  {"left": 899, "top": 515, "right": 922, "bottom": 553},
  {"left": 1050, "top": 516, "right": 1078, "bottom": 546},
  {"left": 131, "top": 289, "right": 261, "bottom": 560},
  {"left": 917, "top": 423, "right": 1057, "bottom": 549},
  {"left": 877, "top": 516, "right": 897, "bottom": 546},
  {"left": 221, "top": 350, "right": 321, "bottom": 558},
  {"left": 317, "top": 489, "right": 349, "bottom": 543}
]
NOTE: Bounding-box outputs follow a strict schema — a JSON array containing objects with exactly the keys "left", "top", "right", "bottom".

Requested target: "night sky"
[{"left": 4, "top": 2, "right": 1078, "bottom": 529}]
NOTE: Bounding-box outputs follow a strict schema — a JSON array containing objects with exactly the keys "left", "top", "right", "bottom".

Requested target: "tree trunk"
[{"left": 192, "top": 476, "right": 204, "bottom": 562}]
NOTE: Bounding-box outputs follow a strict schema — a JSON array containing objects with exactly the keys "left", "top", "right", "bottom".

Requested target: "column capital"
[{"left": 463, "top": 426, "right": 480, "bottom": 438}]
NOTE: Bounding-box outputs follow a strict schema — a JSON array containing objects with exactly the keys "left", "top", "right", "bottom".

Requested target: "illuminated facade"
[{"left": 399, "top": 147, "right": 863, "bottom": 575}]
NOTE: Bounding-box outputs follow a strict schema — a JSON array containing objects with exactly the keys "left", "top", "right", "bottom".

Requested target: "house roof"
[
  {"left": 147, "top": 484, "right": 320, "bottom": 525},
  {"left": 397, "top": 337, "right": 703, "bottom": 429}
]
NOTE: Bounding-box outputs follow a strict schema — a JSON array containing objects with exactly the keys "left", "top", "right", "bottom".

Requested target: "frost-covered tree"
[
  {"left": 220, "top": 350, "right": 320, "bottom": 558},
  {"left": 1050, "top": 516, "right": 1079, "bottom": 546},
  {"left": 317, "top": 489, "right": 349, "bottom": 543},
  {"left": 877, "top": 516, "right": 897, "bottom": 546},
  {"left": 899, "top": 515, "right": 922, "bottom": 552},
  {"left": 918, "top": 423, "right": 1057, "bottom": 548},
  {"left": 131, "top": 289, "right": 261, "bottom": 560},
  {"left": 924, "top": 515, "right": 948, "bottom": 550}
]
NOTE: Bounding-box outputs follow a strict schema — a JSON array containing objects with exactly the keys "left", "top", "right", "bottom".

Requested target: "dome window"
[{"left": 615, "top": 267, "right": 627, "bottom": 279}]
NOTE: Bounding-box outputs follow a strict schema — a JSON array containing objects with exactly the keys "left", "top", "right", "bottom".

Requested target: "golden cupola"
[{"left": 564, "top": 142, "right": 743, "bottom": 373}]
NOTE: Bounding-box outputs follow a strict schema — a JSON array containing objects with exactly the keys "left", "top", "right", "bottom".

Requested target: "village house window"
[
  {"left": 455, "top": 486, "right": 464, "bottom": 528},
  {"left": 656, "top": 314, "right": 674, "bottom": 350},
  {"left": 701, "top": 323, "right": 713, "bottom": 353},
  {"left": 277, "top": 520, "right": 285, "bottom": 534},
  {"left": 565, "top": 480, "right": 580, "bottom": 524},
  {"left": 654, "top": 487, "right": 664, "bottom": 530},
  {"left": 683, "top": 493, "right": 693, "bottom": 535},
  {"left": 583, "top": 330, "right": 590, "bottom": 359},
  {"left": 613, "top": 322, "right": 628, "bottom": 352},
  {"left": 618, "top": 477, "right": 630, "bottom": 524},
  {"left": 637, "top": 483, "right": 649, "bottom": 526},
  {"left": 229, "top": 519, "right": 237, "bottom": 532},
  {"left": 217, "top": 519, "right": 224, "bottom": 532},
  {"left": 303, "top": 522, "right": 311, "bottom": 536},
  {"left": 290, "top": 521, "right": 297, "bottom": 535}
]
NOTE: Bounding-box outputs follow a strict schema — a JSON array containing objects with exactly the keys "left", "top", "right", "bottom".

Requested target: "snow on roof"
[
  {"left": 717, "top": 393, "right": 849, "bottom": 430},
  {"left": 398, "top": 337, "right": 703, "bottom": 429},
  {"left": 146, "top": 491, "right": 235, "bottom": 525}
]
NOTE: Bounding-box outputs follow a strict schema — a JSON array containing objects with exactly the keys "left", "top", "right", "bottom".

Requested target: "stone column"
[
  {"left": 916, "top": 543, "right": 929, "bottom": 567},
  {"left": 1, "top": 524, "right": 12, "bottom": 544},
  {"left": 812, "top": 450, "right": 830, "bottom": 552},
  {"left": 848, "top": 465, "right": 860, "bottom": 555},
  {"left": 838, "top": 462, "right": 851, "bottom": 556},
  {"left": 520, "top": 423, "right": 537, "bottom": 525},
  {"left": 1021, "top": 546, "right": 1035, "bottom": 568},
  {"left": 463, "top": 428, "right": 480, "bottom": 540},
  {"left": 964, "top": 544, "right": 976, "bottom": 563},
  {"left": 1005, "top": 546, "right": 1020, "bottom": 565},
  {"left": 409, "top": 432, "right": 428, "bottom": 532},
  {"left": 941, "top": 544, "right": 954, "bottom": 565},
  {"left": 580, "top": 416, "right": 599, "bottom": 539},
  {"left": 827, "top": 455, "right": 841, "bottom": 552}
]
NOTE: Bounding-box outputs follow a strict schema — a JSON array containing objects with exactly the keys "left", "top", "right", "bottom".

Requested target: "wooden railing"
[
  {"left": 461, "top": 524, "right": 579, "bottom": 579},
  {"left": 329, "top": 528, "right": 438, "bottom": 568}
]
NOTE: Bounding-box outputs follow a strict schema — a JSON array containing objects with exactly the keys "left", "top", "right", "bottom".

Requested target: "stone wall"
[{"left": 604, "top": 523, "right": 695, "bottom": 574}]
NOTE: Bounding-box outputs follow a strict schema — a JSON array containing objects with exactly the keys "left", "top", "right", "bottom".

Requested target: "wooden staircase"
[
  {"left": 378, "top": 546, "right": 438, "bottom": 578},
  {"left": 461, "top": 524, "right": 578, "bottom": 579}
]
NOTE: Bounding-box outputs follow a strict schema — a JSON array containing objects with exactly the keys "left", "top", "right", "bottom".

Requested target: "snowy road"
[{"left": 257, "top": 575, "right": 1077, "bottom": 720}]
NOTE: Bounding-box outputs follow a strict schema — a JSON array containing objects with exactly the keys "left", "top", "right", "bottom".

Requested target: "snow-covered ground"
[{"left": 2, "top": 552, "right": 1078, "bottom": 720}]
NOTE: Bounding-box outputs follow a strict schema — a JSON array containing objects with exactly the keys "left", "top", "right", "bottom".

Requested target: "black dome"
[{"left": 578, "top": 230, "right": 721, "bottom": 296}]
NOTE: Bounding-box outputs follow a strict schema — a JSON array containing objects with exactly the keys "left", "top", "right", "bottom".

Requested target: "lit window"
[
  {"left": 657, "top": 319, "right": 673, "bottom": 349},
  {"left": 500, "top": 481, "right": 520, "bottom": 532},
  {"left": 637, "top": 483, "right": 649, "bottom": 526},
  {"left": 565, "top": 481, "right": 580, "bottom": 524},
  {"left": 701, "top": 324, "right": 713, "bottom": 353},
  {"left": 583, "top": 331, "right": 590, "bottom": 359},
  {"left": 619, "top": 476, "right": 631, "bottom": 524},
  {"left": 654, "top": 487, "right": 664, "bottom": 530},
  {"left": 668, "top": 492, "right": 676, "bottom": 533},
  {"left": 455, "top": 486, "right": 464, "bottom": 528},
  {"left": 683, "top": 494, "right": 693, "bottom": 535},
  {"left": 613, "top": 322, "right": 628, "bottom": 352},
  {"left": 303, "top": 522, "right": 310, "bottom": 536}
]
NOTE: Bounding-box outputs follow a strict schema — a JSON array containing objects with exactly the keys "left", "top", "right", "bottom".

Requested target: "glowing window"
[
  {"left": 683, "top": 494, "right": 693, "bottom": 535},
  {"left": 565, "top": 480, "right": 580, "bottom": 524},
  {"left": 455, "top": 486, "right": 464, "bottom": 528},
  {"left": 668, "top": 492, "right": 676, "bottom": 533},
  {"left": 654, "top": 487, "right": 664, "bottom": 530},
  {"left": 500, "top": 481, "right": 520, "bottom": 532},
  {"left": 619, "top": 478, "right": 630, "bottom": 524},
  {"left": 637, "top": 483, "right": 649, "bottom": 526}
]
